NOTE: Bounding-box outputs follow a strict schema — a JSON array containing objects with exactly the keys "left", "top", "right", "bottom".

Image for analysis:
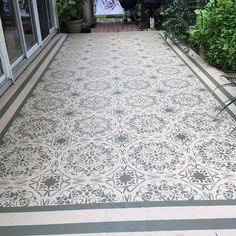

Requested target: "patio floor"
[{"left": 0, "top": 31, "right": 236, "bottom": 235}]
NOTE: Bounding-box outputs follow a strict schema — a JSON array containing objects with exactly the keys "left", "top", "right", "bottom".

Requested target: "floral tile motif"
[
  {"left": 134, "top": 180, "right": 204, "bottom": 202},
  {"left": 123, "top": 80, "right": 151, "bottom": 91},
  {"left": 84, "top": 80, "right": 111, "bottom": 92},
  {"left": 171, "top": 92, "right": 204, "bottom": 107},
  {"left": 180, "top": 164, "right": 221, "bottom": 191},
  {"left": 0, "top": 32, "right": 236, "bottom": 209},
  {"left": 126, "top": 95, "right": 157, "bottom": 109},
  {"left": 216, "top": 180, "right": 236, "bottom": 200},
  {"left": 0, "top": 187, "right": 38, "bottom": 207},
  {"left": 61, "top": 143, "right": 119, "bottom": 177},
  {"left": 49, "top": 133, "right": 77, "bottom": 150},
  {"left": 23, "top": 97, "right": 66, "bottom": 114},
  {"left": 79, "top": 96, "right": 111, "bottom": 111},
  {"left": 30, "top": 168, "right": 71, "bottom": 197},
  {"left": 178, "top": 111, "right": 232, "bottom": 135},
  {"left": 127, "top": 141, "right": 186, "bottom": 174},
  {"left": 106, "top": 130, "right": 137, "bottom": 149},
  {"left": 0, "top": 145, "right": 53, "bottom": 180},
  {"left": 106, "top": 165, "right": 145, "bottom": 194},
  {"left": 52, "top": 184, "right": 120, "bottom": 205},
  {"left": 125, "top": 113, "right": 172, "bottom": 136},
  {"left": 9, "top": 116, "right": 63, "bottom": 141},
  {"left": 169, "top": 128, "right": 196, "bottom": 147},
  {"left": 50, "top": 69, "right": 75, "bottom": 79},
  {"left": 193, "top": 138, "right": 236, "bottom": 173},
  {"left": 69, "top": 115, "right": 116, "bottom": 138}
]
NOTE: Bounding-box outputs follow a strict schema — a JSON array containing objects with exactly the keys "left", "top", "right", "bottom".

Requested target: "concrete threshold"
[{"left": 0, "top": 34, "right": 67, "bottom": 136}]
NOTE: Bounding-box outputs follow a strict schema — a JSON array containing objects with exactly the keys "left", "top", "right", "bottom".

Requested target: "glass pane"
[
  {"left": 18, "top": 0, "right": 37, "bottom": 50},
  {"left": 0, "top": 58, "right": 4, "bottom": 77},
  {"left": 46, "top": 0, "right": 54, "bottom": 29},
  {"left": 36, "top": 0, "right": 50, "bottom": 40},
  {"left": 0, "top": 0, "right": 23, "bottom": 64}
]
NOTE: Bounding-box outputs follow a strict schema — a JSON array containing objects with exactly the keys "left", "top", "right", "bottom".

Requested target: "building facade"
[{"left": 0, "top": 0, "right": 58, "bottom": 95}]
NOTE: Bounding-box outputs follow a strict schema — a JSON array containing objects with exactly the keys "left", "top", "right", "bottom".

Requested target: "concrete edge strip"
[
  {"left": 159, "top": 33, "right": 236, "bottom": 120},
  {"left": 0, "top": 219, "right": 236, "bottom": 235},
  {"left": 1, "top": 205, "right": 236, "bottom": 227},
  {"left": 1, "top": 199, "right": 236, "bottom": 213},
  {"left": 0, "top": 34, "right": 67, "bottom": 137}
]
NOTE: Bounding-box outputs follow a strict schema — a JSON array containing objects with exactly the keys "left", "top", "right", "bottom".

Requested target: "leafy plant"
[
  {"left": 160, "top": 0, "right": 207, "bottom": 44},
  {"left": 189, "top": 0, "right": 236, "bottom": 71},
  {"left": 57, "top": 0, "right": 84, "bottom": 30}
]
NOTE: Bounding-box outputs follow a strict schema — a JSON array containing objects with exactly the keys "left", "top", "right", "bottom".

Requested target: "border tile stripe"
[
  {"left": 1, "top": 200, "right": 236, "bottom": 213},
  {"left": 1, "top": 219, "right": 236, "bottom": 235}
]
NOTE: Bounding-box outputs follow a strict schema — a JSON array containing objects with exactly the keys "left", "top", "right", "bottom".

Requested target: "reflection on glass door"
[
  {"left": 18, "top": 0, "right": 37, "bottom": 51},
  {"left": 0, "top": 56, "right": 6, "bottom": 85},
  {"left": 36, "top": 0, "right": 50, "bottom": 41},
  {"left": 0, "top": 58, "right": 4, "bottom": 77},
  {"left": 0, "top": 0, "right": 23, "bottom": 64},
  {"left": 46, "top": 0, "right": 54, "bottom": 30}
]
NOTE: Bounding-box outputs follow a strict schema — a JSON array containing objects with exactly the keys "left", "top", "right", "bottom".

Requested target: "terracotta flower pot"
[{"left": 66, "top": 19, "right": 83, "bottom": 33}]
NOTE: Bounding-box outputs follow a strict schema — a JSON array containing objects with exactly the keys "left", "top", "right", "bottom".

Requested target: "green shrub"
[
  {"left": 161, "top": 0, "right": 207, "bottom": 43},
  {"left": 189, "top": 0, "right": 236, "bottom": 71}
]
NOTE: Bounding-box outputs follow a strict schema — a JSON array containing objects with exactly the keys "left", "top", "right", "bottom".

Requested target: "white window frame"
[
  {"left": 0, "top": 17, "right": 14, "bottom": 84},
  {"left": 0, "top": 0, "right": 58, "bottom": 86}
]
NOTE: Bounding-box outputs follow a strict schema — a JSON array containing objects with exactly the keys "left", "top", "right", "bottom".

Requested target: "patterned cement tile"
[{"left": 0, "top": 32, "right": 236, "bottom": 209}]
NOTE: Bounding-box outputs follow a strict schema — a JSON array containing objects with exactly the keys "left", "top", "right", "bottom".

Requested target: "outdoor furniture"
[
  {"left": 141, "top": 0, "right": 162, "bottom": 10},
  {"left": 119, "top": 0, "right": 138, "bottom": 22},
  {"left": 139, "top": 0, "right": 163, "bottom": 29}
]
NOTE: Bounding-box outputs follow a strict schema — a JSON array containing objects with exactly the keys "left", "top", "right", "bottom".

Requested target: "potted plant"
[{"left": 57, "top": 0, "right": 84, "bottom": 33}]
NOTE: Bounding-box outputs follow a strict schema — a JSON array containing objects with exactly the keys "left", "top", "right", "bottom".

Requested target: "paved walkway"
[{"left": 0, "top": 31, "right": 236, "bottom": 235}]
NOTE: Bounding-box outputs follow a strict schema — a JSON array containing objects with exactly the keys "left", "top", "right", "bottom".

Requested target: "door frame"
[
  {"left": 0, "top": 0, "right": 58, "bottom": 86},
  {"left": 0, "top": 17, "right": 14, "bottom": 84}
]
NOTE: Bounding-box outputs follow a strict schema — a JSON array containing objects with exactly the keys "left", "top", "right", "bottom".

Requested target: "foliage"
[
  {"left": 160, "top": 0, "right": 207, "bottom": 43},
  {"left": 189, "top": 0, "right": 236, "bottom": 71},
  {"left": 57, "top": 0, "right": 84, "bottom": 30}
]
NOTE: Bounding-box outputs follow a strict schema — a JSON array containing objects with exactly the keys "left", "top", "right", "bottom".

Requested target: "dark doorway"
[{"left": 36, "top": 0, "right": 50, "bottom": 41}]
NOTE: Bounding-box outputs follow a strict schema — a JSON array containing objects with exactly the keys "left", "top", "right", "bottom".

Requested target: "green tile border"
[
  {"left": 1, "top": 219, "right": 236, "bottom": 235},
  {"left": 1, "top": 200, "right": 236, "bottom": 213},
  {"left": 0, "top": 32, "right": 236, "bottom": 214}
]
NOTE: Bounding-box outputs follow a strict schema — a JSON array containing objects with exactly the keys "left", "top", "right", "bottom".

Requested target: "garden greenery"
[
  {"left": 161, "top": 0, "right": 207, "bottom": 44},
  {"left": 57, "top": 0, "right": 84, "bottom": 30},
  {"left": 189, "top": 0, "right": 236, "bottom": 71},
  {"left": 161, "top": 0, "right": 236, "bottom": 72}
]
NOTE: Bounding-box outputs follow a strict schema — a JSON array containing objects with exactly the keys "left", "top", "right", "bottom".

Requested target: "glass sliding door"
[
  {"left": 36, "top": 0, "right": 50, "bottom": 41},
  {"left": 46, "top": 0, "right": 55, "bottom": 30},
  {"left": 17, "top": 0, "right": 37, "bottom": 51},
  {"left": 0, "top": 58, "right": 3, "bottom": 77},
  {"left": 0, "top": 56, "right": 6, "bottom": 85},
  {"left": 0, "top": 0, "right": 23, "bottom": 64}
]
